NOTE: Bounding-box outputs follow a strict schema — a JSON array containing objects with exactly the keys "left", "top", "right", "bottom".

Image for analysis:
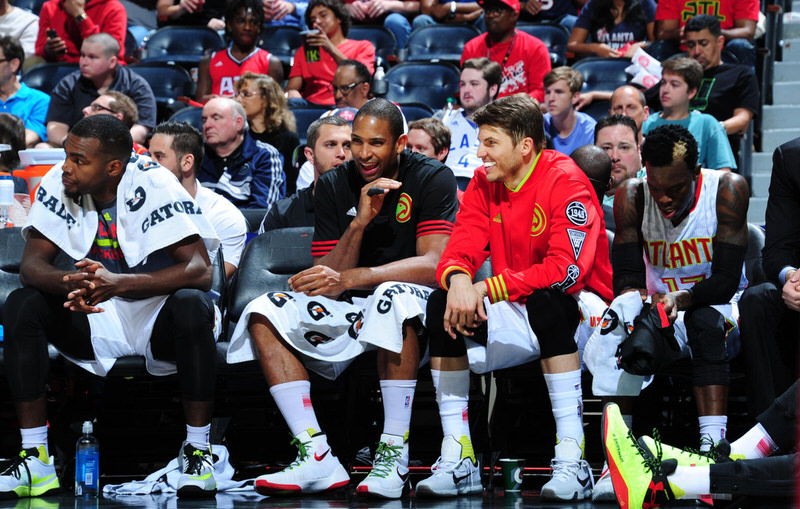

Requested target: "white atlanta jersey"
[
  {"left": 442, "top": 109, "right": 482, "bottom": 180},
  {"left": 642, "top": 168, "right": 747, "bottom": 296}
]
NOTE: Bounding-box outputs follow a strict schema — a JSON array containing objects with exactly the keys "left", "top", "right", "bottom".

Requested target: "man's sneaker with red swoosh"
[
  {"left": 0, "top": 446, "right": 60, "bottom": 499},
  {"left": 416, "top": 435, "right": 482, "bottom": 497},
  {"left": 255, "top": 430, "right": 349, "bottom": 495},
  {"left": 356, "top": 433, "right": 409, "bottom": 498}
]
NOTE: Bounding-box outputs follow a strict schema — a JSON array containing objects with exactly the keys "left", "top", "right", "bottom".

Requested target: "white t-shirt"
[
  {"left": 441, "top": 108, "right": 482, "bottom": 180},
  {"left": 195, "top": 184, "right": 247, "bottom": 269},
  {"left": 0, "top": 7, "right": 38, "bottom": 59}
]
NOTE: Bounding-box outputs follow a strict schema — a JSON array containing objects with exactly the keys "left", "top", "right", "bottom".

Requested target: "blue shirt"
[
  {"left": 544, "top": 111, "right": 597, "bottom": 156},
  {"left": 642, "top": 111, "right": 737, "bottom": 170},
  {"left": 0, "top": 83, "right": 50, "bottom": 141}
]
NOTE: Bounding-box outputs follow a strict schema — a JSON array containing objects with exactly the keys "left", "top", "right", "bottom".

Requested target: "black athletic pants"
[{"left": 4, "top": 287, "right": 217, "bottom": 403}]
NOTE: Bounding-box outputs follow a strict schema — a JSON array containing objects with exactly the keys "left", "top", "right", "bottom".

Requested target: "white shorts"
[
  {"left": 465, "top": 290, "right": 607, "bottom": 374},
  {"left": 227, "top": 282, "right": 433, "bottom": 380}
]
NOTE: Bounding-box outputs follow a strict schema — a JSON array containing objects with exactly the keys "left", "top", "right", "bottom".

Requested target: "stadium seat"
[
  {"left": 572, "top": 57, "right": 631, "bottom": 93},
  {"left": 399, "top": 102, "right": 434, "bottom": 122},
  {"left": 168, "top": 106, "right": 203, "bottom": 132},
  {"left": 130, "top": 63, "right": 195, "bottom": 122},
  {"left": 12, "top": 0, "right": 45, "bottom": 14},
  {"left": 125, "top": 28, "right": 140, "bottom": 64},
  {"left": 290, "top": 106, "right": 332, "bottom": 145},
  {"left": 258, "top": 26, "right": 302, "bottom": 74},
  {"left": 383, "top": 62, "right": 460, "bottom": 111},
  {"left": 516, "top": 23, "right": 570, "bottom": 67},
  {"left": 580, "top": 98, "right": 611, "bottom": 122},
  {"left": 21, "top": 63, "right": 79, "bottom": 95},
  {"left": 0, "top": 227, "right": 25, "bottom": 322},
  {"left": 349, "top": 25, "right": 398, "bottom": 68},
  {"left": 745, "top": 223, "right": 766, "bottom": 286},
  {"left": 141, "top": 26, "right": 225, "bottom": 69},
  {"left": 406, "top": 24, "right": 481, "bottom": 64},
  {"left": 239, "top": 208, "right": 269, "bottom": 233}
]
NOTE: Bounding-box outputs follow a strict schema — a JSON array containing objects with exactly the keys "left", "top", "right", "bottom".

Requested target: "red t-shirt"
[
  {"left": 655, "top": 0, "right": 759, "bottom": 29},
  {"left": 461, "top": 30, "right": 551, "bottom": 103},
  {"left": 210, "top": 47, "right": 274, "bottom": 96},
  {"left": 35, "top": 0, "right": 127, "bottom": 63},
  {"left": 289, "top": 38, "right": 375, "bottom": 105}
]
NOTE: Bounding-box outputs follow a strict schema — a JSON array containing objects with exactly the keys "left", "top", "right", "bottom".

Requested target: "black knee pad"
[
  {"left": 426, "top": 289, "right": 467, "bottom": 358},
  {"left": 526, "top": 289, "right": 580, "bottom": 359},
  {"left": 685, "top": 306, "right": 729, "bottom": 386}
]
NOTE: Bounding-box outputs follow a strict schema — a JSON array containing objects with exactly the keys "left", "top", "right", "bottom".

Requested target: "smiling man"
[
  {"left": 422, "top": 94, "right": 612, "bottom": 501},
  {"left": 226, "top": 98, "right": 458, "bottom": 499}
]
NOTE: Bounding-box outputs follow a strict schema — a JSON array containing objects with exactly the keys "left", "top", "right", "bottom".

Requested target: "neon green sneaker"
[
  {"left": 602, "top": 403, "right": 676, "bottom": 508},
  {"left": 176, "top": 442, "right": 217, "bottom": 498},
  {"left": 638, "top": 434, "right": 718, "bottom": 468},
  {"left": 0, "top": 446, "right": 60, "bottom": 499},
  {"left": 356, "top": 433, "right": 409, "bottom": 498}
]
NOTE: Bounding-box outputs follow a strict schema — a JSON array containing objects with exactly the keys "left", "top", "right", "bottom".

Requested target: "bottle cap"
[{"left": 82, "top": 421, "right": 93, "bottom": 434}]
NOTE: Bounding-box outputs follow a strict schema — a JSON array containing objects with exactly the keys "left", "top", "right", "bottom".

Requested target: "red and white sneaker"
[{"left": 356, "top": 433, "right": 409, "bottom": 498}]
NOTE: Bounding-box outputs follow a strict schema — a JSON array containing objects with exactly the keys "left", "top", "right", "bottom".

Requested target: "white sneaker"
[
  {"left": 356, "top": 433, "right": 409, "bottom": 498},
  {"left": 177, "top": 442, "right": 217, "bottom": 498},
  {"left": 416, "top": 436, "right": 482, "bottom": 498},
  {"left": 0, "top": 446, "right": 60, "bottom": 499},
  {"left": 591, "top": 462, "right": 616, "bottom": 502},
  {"left": 255, "top": 430, "right": 349, "bottom": 495},
  {"left": 540, "top": 437, "right": 593, "bottom": 501}
]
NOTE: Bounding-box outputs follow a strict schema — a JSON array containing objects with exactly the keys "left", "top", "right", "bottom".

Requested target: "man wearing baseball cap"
[{"left": 460, "top": 0, "right": 551, "bottom": 102}]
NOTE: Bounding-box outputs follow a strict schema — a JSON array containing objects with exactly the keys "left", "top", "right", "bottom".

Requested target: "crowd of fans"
[{"left": 0, "top": 0, "right": 794, "bottom": 505}]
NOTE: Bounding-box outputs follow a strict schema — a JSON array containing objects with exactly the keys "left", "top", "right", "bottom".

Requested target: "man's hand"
[
  {"left": 44, "top": 32, "right": 67, "bottom": 58},
  {"left": 63, "top": 259, "right": 120, "bottom": 313},
  {"left": 651, "top": 290, "right": 692, "bottom": 322},
  {"left": 180, "top": 0, "right": 203, "bottom": 13},
  {"left": 352, "top": 178, "right": 402, "bottom": 229},
  {"left": 270, "top": 0, "right": 296, "bottom": 20},
  {"left": 63, "top": 0, "right": 86, "bottom": 18},
  {"left": 289, "top": 264, "right": 349, "bottom": 297},
  {"left": 306, "top": 23, "right": 337, "bottom": 54},
  {"left": 348, "top": 0, "right": 369, "bottom": 20},
  {"left": 623, "top": 41, "right": 647, "bottom": 58},
  {"left": 365, "top": 0, "right": 388, "bottom": 18},
  {"left": 207, "top": 17, "right": 225, "bottom": 30},
  {"left": 782, "top": 270, "right": 800, "bottom": 312},
  {"left": 595, "top": 43, "right": 622, "bottom": 58},
  {"left": 524, "top": 0, "right": 542, "bottom": 15},
  {"left": 443, "top": 273, "right": 488, "bottom": 339}
]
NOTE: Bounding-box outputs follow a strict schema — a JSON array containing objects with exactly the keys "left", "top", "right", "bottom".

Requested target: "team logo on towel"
[
  {"left": 396, "top": 193, "right": 412, "bottom": 223},
  {"left": 551, "top": 264, "right": 580, "bottom": 292},
  {"left": 136, "top": 160, "right": 160, "bottom": 172},
  {"left": 599, "top": 309, "right": 619, "bottom": 335},
  {"left": 346, "top": 311, "right": 364, "bottom": 339},
  {"left": 307, "top": 301, "right": 331, "bottom": 320},
  {"left": 531, "top": 203, "right": 546, "bottom": 237},
  {"left": 267, "top": 291, "right": 294, "bottom": 307},
  {"left": 566, "top": 201, "right": 588, "bottom": 226},
  {"left": 304, "top": 330, "right": 333, "bottom": 347},
  {"left": 126, "top": 187, "right": 146, "bottom": 212}
]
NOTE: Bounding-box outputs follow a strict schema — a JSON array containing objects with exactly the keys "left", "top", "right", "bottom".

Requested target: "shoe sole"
[
  {"left": 0, "top": 480, "right": 61, "bottom": 499},
  {"left": 540, "top": 488, "right": 592, "bottom": 501},
  {"left": 177, "top": 485, "right": 218, "bottom": 499},
  {"left": 415, "top": 483, "right": 483, "bottom": 498},
  {"left": 255, "top": 477, "right": 349, "bottom": 496},
  {"left": 602, "top": 403, "right": 631, "bottom": 509},
  {"left": 356, "top": 482, "right": 407, "bottom": 499}
]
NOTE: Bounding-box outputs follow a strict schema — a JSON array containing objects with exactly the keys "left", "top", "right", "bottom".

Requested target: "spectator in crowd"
[
  {"left": 592, "top": 123, "right": 750, "bottom": 500},
  {"left": 259, "top": 115, "right": 351, "bottom": 232},
  {"left": 423, "top": 94, "right": 610, "bottom": 501},
  {"left": 199, "top": 97, "right": 285, "bottom": 209},
  {"left": 286, "top": 0, "right": 375, "bottom": 107},
  {"left": 235, "top": 72, "right": 300, "bottom": 194},
  {"left": 737, "top": 137, "right": 800, "bottom": 418},
  {"left": 407, "top": 118, "right": 450, "bottom": 162},
  {"left": 642, "top": 57, "right": 735, "bottom": 171},
  {"left": 44, "top": 34, "right": 156, "bottom": 148},
  {"left": 567, "top": 0, "right": 655, "bottom": 58},
  {"left": 610, "top": 85, "right": 648, "bottom": 143},
  {"left": 437, "top": 57, "right": 501, "bottom": 187},
  {"left": 226, "top": 99, "right": 457, "bottom": 499},
  {"left": 543, "top": 66, "right": 596, "bottom": 156},
  {"left": 295, "top": 107, "right": 357, "bottom": 190},
  {"left": 571, "top": 143, "right": 614, "bottom": 228},
  {"left": 262, "top": 0, "right": 307, "bottom": 28},
  {"left": 0, "top": 37, "right": 49, "bottom": 147},
  {"left": 0, "top": 112, "right": 24, "bottom": 172},
  {"left": 461, "top": 0, "right": 551, "bottom": 101},
  {"left": 0, "top": 0, "right": 38, "bottom": 61},
  {"left": 156, "top": 0, "right": 226, "bottom": 30},
  {"left": 651, "top": 0, "right": 758, "bottom": 67},
  {"left": 81, "top": 91, "right": 148, "bottom": 154},
  {"left": 332, "top": 59, "right": 371, "bottom": 110},
  {"left": 150, "top": 121, "right": 248, "bottom": 279},
  {"left": 414, "top": 0, "right": 485, "bottom": 32},
  {"left": 346, "top": 0, "right": 420, "bottom": 49},
  {"left": 0, "top": 115, "right": 221, "bottom": 500},
  {"left": 595, "top": 114, "right": 642, "bottom": 210},
  {"left": 519, "top": 0, "right": 583, "bottom": 31},
  {"left": 195, "top": 0, "right": 283, "bottom": 102},
  {"left": 35, "top": 0, "right": 127, "bottom": 64}
]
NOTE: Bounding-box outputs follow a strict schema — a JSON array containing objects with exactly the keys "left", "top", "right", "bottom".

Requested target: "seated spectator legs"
[
  {"left": 722, "top": 38, "right": 756, "bottom": 68},
  {"left": 384, "top": 13, "right": 412, "bottom": 49},
  {"left": 645, "top": 39, "right": 680, "bottom": 61}
]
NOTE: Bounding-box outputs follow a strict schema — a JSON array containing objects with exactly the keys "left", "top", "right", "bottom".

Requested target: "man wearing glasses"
[
  {"left": 331, "top": 59, "right": 371, "bottom": 110},
  {"left": 81, "top": 91, "right": 148, "bottom": 154}
]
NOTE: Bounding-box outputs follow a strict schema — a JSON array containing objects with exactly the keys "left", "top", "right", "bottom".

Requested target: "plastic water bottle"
[
  {"left": 0, "top": 174, "right": 14, "bottom": 228},
  {"left": 443, "top": 97, "right": 456, "bottom": 120},
  {"left": 75, "top": 421, "right": 99, "bottom": 497}
]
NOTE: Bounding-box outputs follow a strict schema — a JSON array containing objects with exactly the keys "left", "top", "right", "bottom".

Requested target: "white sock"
[
  {"left": 380, "top": 379, "right": 416, "bottom": 438},
  {"left": 698, "top": 415, "right": 727, "bottom": 451},
  {"left": 730, "top": 422, "right": 778, "bottom": 458},
  {"left": 21, "top": 426, "right": 48, "bottom": 454},
  {"left": 544, "top": 370, "right": 584, "bottom": 447},
  {"left": 668, "top": 465, "right": 710, "bottom": 499},
  {"left": 269, "top": 380, "right": 321, "bottom": 437},
  {"left": 186, "top": 424, "right": 210, "bottom": 450},
  {"left": 432, "top": 369, "right": 472, "bottom": 440}
]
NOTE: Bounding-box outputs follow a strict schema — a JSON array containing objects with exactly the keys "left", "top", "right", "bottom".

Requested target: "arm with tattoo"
[{"left": 612, "top": 179, "right": 647, "bottom": 297}]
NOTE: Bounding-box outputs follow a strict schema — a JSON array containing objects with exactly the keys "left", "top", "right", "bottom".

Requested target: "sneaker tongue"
[
  {"left": 555, "top": 438, "right": 583, "bottom": 461},
  {"left": 440, "top": 436, "right": 463, "bottom": 461}
]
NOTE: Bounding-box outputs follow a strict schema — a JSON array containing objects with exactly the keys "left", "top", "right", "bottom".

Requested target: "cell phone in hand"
[{"left": 46, "top": 29, "right": 58, "bottom": 38}]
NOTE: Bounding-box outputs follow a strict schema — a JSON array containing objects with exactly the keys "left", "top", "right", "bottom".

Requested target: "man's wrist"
[
  {"left": 75, "top": 11, "right": 88, "bottom": 22},
  {"left": 780, "top": 266, "right": 797, "bottom": 286}
]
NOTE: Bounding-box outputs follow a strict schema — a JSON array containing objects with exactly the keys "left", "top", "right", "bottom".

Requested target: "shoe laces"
[
  {"left": 430, "top": 455, "right": 458, "bottom": 473},
  {"left": 370, "top": 441, "right": 403, "bottom": 479},
  {"left": 182, "top": 447, "right": 213, "bottom": 476},
  {"left": 637, "top": 430, "right": 676, "bottom": 501},
  {"left": 285, "top": 435, "right": 312, "bottom": 471},
  {"left": 684, "top": 435, "right": 729, "bottom": 463},
  {"left": 549, "top": 456, "right": 582, "bottom": 481},
  {"left": 2, "top": 449, "right": 36, "bottom": 482}
]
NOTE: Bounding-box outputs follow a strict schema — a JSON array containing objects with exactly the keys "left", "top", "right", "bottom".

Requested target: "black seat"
[
  {"left": 516, "top": 23, "right": 570, "bottom": 67},
  {"left": 12, "top": 0, "right": 45, "bottom": 14},
  {"left": 258, "top": 26, "right": 302, "bottom": 73},
  {"left": 400, "top": 102, "right": 434, "bottom": 122},
  {"left": 226, "top": 227, "right": 314, "bottom": 330},
  {"left": 125, "top": 28, "right": 140, "bottom": 64},
  {"left": 239, "top": 208, "right": 269, "bottom": 233},
  {"left": 168, "top": 106, "right": 203, "bottom": 132},
  {"left": 349, "top": 25, "right": 398, "bottom": 67},
  {"left": 130, "top": 63, "right": 195, "bottom": 121},
  {"left": 406, "top": 24, "right": 481, "bottom": 64},
  {"left": 21, "top": 63, "right": 79, "bottom": 95},
  {"left": 290, "top": 106, "right": 332, "bottom": 145},
  {"left": 142, "top": 26, "right": 225, "bottom": 69},
  {"left": 384, "top": 62, "right": 460, "bottom": 111},
  {"left": 745, "top": 223, "right": 766, "bottom": 286},
  {"left": 0, "top": 227, "right": 25, "bottom": 322},
  {"left": 572, "top": 57, "right": 631, "bottom": 93},
  {"left": 581, "top": 98, "right": 611, "bottom": 121}
]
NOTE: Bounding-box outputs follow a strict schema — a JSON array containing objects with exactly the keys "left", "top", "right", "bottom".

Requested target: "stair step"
[
  {"left": 781, "top": 38, "right": 800, "bottom": 62},
  {"left": 772, "top": 81, "right": 800, "bottom": 104},
  {"left": 752, "top": 152, "right": 773, "bottom": 174},
  {"left": 747, "top": 197, "right": 768, "bottom": 225},
  {"left": 784, "top": 18, "right": 800, "bottom": 38},
  {"left": 775, "top": 61, "right": 800, "bottom": 81},
  {"left": 762, "top": 129, "right": 800, "bottom": 153},
  {"left": 763, "top": 105, "right": 800, "bottom": 128},
  {"left": 751, "top": 173, "right": 770, "bottom": 196}
]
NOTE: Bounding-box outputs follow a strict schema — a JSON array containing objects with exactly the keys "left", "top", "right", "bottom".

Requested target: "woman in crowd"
[
  {"left": 236, "top": 72, "right": 300, "bottom": 194},
  {"left": 566, "top": 0, "right": 655, "bottom": 58}
]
